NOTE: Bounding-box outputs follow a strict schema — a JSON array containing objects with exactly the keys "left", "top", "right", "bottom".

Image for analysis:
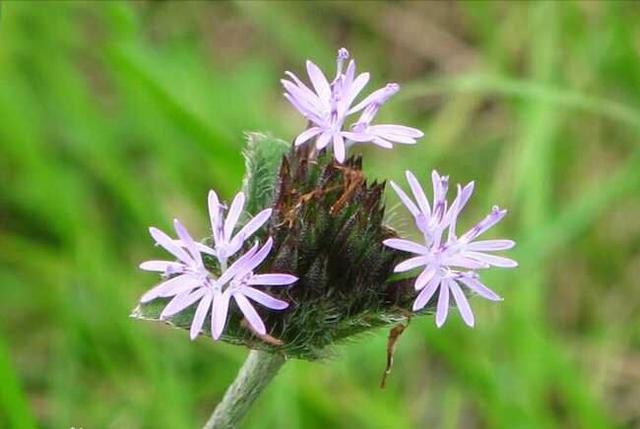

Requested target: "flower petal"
[
  {"left": 368, "top": 124, "right": 423, "bottom": 138},
  {"left": 333, "top": 133, "right": 346, "bottom": 162},
  {"left": 435, "top": 282, "right": 450, "bottom": 327},
  {"left": 371, "top": 137, "right": 395, "bottom": 148},
  {"left": 342, "top": 72, "right": 370, "bottom": 109},
  {"left": 173, "top": 219, "right": 201, "bottom": 264},
  {"left": 248, "top": 274, "right": 298, "bottom": 286},
  {"left": 241, "top": 237, "right": 274, "bottom": 273},
  {"left": 294, "top": 127, "right": 323, "bottom": 146},
  {"left": 465, "top": 251, "right": 518, "bottom": 268},
  {"left": 442, "top": 254, "right": 490, "bottom": 270},
  {"left": 448, "top": 279, "right": 475, "bottom": 327},
  {"left": 234, "top": 293, "right": 267, "bottom": 335},
  {"left": 160, "top": 287, "right": 206, "bottom": 319},
  {"left": 415, "top": 265, "right": 437, "bottom": 290},
  {"left": 149, "top": 227, "right": 191, "bottom": 264},
  {"left": 389, "top": 180, "right": 420, "bottom": 217},
  {"left": 208, "top": 190, "right": 224, "bottom": 245},
  {"left": 232, "top": 208, "right": 272, "bottom": 248},
  {"left": 405, "top": 171, "right": 431, "bottom": 217},
  {"left": 460, "top": 206, "right": 507, "bottom": 242},
  {"left": 224, "top": 192, "right": 245, "bottom": 241},
  {"left": 216, "top": 242, "right": 260, "bottom": 286},
  {"left": 241, "top": 287, "right": 289, "bottom": 310},
  {"left": 139, "top": 260, "right": 182, "bottom": 273},
  {"left": 394, "top": 256, "right": 428, "bottom": 273},
  {"left": 316, "top": 131, "right": 332, "bottom": 150},
  {"left": 466, "top": 239, "right": 516, "bottom": 251},
  {"left": 412, "top": 274, "right": 441, "bottom": 311},
  {"left": 211, "top": 290, "right": 231, "bottom": 340},
  {"left": 306, "top": 60, "right": 331, "bottom": 102},
  {"left": 458, "top": 275, "right": 502, "bottom": 301},
  {"left": 189, "top": 291, "right": 212, "bottom": 340},
  {"left": 383, "top": 238, "right": 428, "bottom": 254},
  {"left": 140, "top": 274, "right": 200, "bottom": 303}
]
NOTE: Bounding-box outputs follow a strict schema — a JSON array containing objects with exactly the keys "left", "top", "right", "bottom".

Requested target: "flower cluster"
[
  {"left": 139, "top": 191, "right": 297, "bottom": 340},
  {"left": 136, "top": 48, "right": 516, "bottom": 348},
  {"left": 283, "top": 48, "right": 423, "bottom": 162},
  {"left": 384, "top": 171, "right": 517, "bottom": 327}
]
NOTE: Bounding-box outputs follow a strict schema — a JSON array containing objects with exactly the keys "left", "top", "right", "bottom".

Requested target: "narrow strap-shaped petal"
[
  {"left": 464, "top": 251, "right": 518, "bottom": 268},
  {"left": 370, "top": 137, "right": 395, "bottom": 148},
  {"left": 448, "top": 279, "right": 475, "bottom": 327},
  {"left": 248, "top": 273, "right": 298, "bottom": 286},
  {"left": 283, "top": 93, "right": 324, "bottom": 124},
  {"left": 282, "top": 75, "right": 325, "bottom": 111},
  {"left": 232, "top": 208, "right": 272, "bottom": 249},
  {"left": 333, "top": 133, "right": 346, "bottom": 162},
  {"left": 383, "top": 238, "right": 428, "bottom": 254},
  {"left": 369, "top": 125, "right": 419, "bottom": 144},
  {"left": 341, "top": 131, "right": 372, "bottom": 143},
  {"left": 393, "top": 256, "right": 428, "bottom": 273},
  {"left": 234, "top": 293, "right": 267, "bottom": 335},
  {"left": 149, "top": 227, "right": 191, "bottom": 264},
  {"left": 458, "top": 275, "right": 502, "bottom": 301},
  {"left": 160, "top": 287, "right": 206, "bottom": 319},
  {"left": 224, "top": 192, "right": 245, "bottom": 242},
  {"left": 466, "top": 239, "right": 516, "bottom": 251},
  {"left": 431, "top": 171, "right": 449, "bottom": 222},
  {"left": 211, "top": 290, "right": 231, "bottom": 340},
  {"left": 348, "top": 85, "right": 387, "bottom": 114},
  {"left": 316, "top": 131, "right": 332, "bottom": 150},
  {"left": 241, "top": 237, "right": 274, "bottom": 274},
  {"left": 173, "top": 219, "right": 202, "bottom": 265},
  {"left": 139, "top": 260, "right": 183, "bottom": 273},
  {"left": 139, "top": 274, "right": 200, "bottom": 303},
  {"left": 216, "top": 242, "right": 260, "bottom": 286},
  {"left": 208, "top": 190, "right": 224, "bottom": 246},
  {"left": 435, "top": 282, "right": 450, "bottom": 327},
  {"left": 306, "top": 60, "right": 331, "bottom": 102},
  {"left": 341, "top": 72, "right": 370, "bottom": 110},
  {"left": 241, "top": 287, "right": 289, "bottom": 310},
  {"left": 368, "top": 124, "right": 424, "bottom": 138},
  {"left": 446, "top": 182, "right": 474, "bottom": 240},
  {"left": 189, "top": 291, "right": 212, "bottom": 340},
  {"left": 460, "top": 206, "right": 507, "bottom": 242},
  {"left": 405, "top": 171, "right": 431, "bottom": 217},
  {"left": 412, "top": 275, "right": 441, "bottom": 311},
  {"left": 194, "top": 242, "right": 216, "bottom": 256},
  {"left": 415, "top": 265, "right": 437, "bottom": 290},
  {"left": 443, "top": 254, "right": 489, "bottom": 270},
  {"left": 294, "top": 127, "right": 322, "bottom": 146},
  {"left": 389, "top": 180, "right": 420, "bottom": 217}
]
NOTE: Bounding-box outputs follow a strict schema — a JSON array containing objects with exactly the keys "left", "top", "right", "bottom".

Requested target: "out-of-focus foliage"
[{"left": 1, "top": 1, "right": 639, "bottom": 428}]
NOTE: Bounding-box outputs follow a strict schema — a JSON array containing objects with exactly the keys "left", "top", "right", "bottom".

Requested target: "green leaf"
[{"left": 241, "top": 132, "right": 291, "bottom": 215}]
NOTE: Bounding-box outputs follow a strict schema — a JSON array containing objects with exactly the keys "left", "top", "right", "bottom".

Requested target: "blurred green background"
[{"left": 1, "top": 1, "right": 640, "bottom": 428}]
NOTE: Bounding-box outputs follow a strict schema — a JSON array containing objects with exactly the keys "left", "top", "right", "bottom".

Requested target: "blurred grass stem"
[{"left": 204, "top": 350, "right": 285, "bottom": 429}]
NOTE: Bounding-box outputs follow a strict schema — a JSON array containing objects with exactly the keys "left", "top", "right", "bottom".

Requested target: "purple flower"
[
  {"left": 383, "top": 170, "right": 516, "bottom": 327},
  {"left": 181, "top": 190, "right": 272, "bottom": 266},
  {"left": 342, "top": 84, "right": 423, "bottom": 149},
  {"left": 140, "top": 219, "right": 297, "bottom": 340},
  {"left": 283, "top": 48, "right": 423, "bottom": 162},
  {"left": 140, "top": 220, "right": 213, "bottom": 303},
  {"left": 283, "top": 49, "right": 370, "bottom": 162}
]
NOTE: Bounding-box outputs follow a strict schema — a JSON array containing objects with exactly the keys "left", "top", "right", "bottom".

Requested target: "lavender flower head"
[
  {"left": 201, "top": 190, "right": 272, "bottom": 266},
  {"left": 282, "top": 48, "right": 423, "bottom": 162},
  {"left": 139, "top": 199, "right": 297, "bottom": 341},
  {"left": 384, "top": 170, "right": 517, "bottom": 327}
]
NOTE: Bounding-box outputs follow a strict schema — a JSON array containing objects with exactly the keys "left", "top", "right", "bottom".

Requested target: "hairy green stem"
[{"left": 203, "top": 350, "right": 286, "bottom": 429}]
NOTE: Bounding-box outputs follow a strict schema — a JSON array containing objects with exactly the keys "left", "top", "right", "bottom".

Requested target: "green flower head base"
[{"left": 132, "top": 49, "right": 516, "bottom": 361}]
